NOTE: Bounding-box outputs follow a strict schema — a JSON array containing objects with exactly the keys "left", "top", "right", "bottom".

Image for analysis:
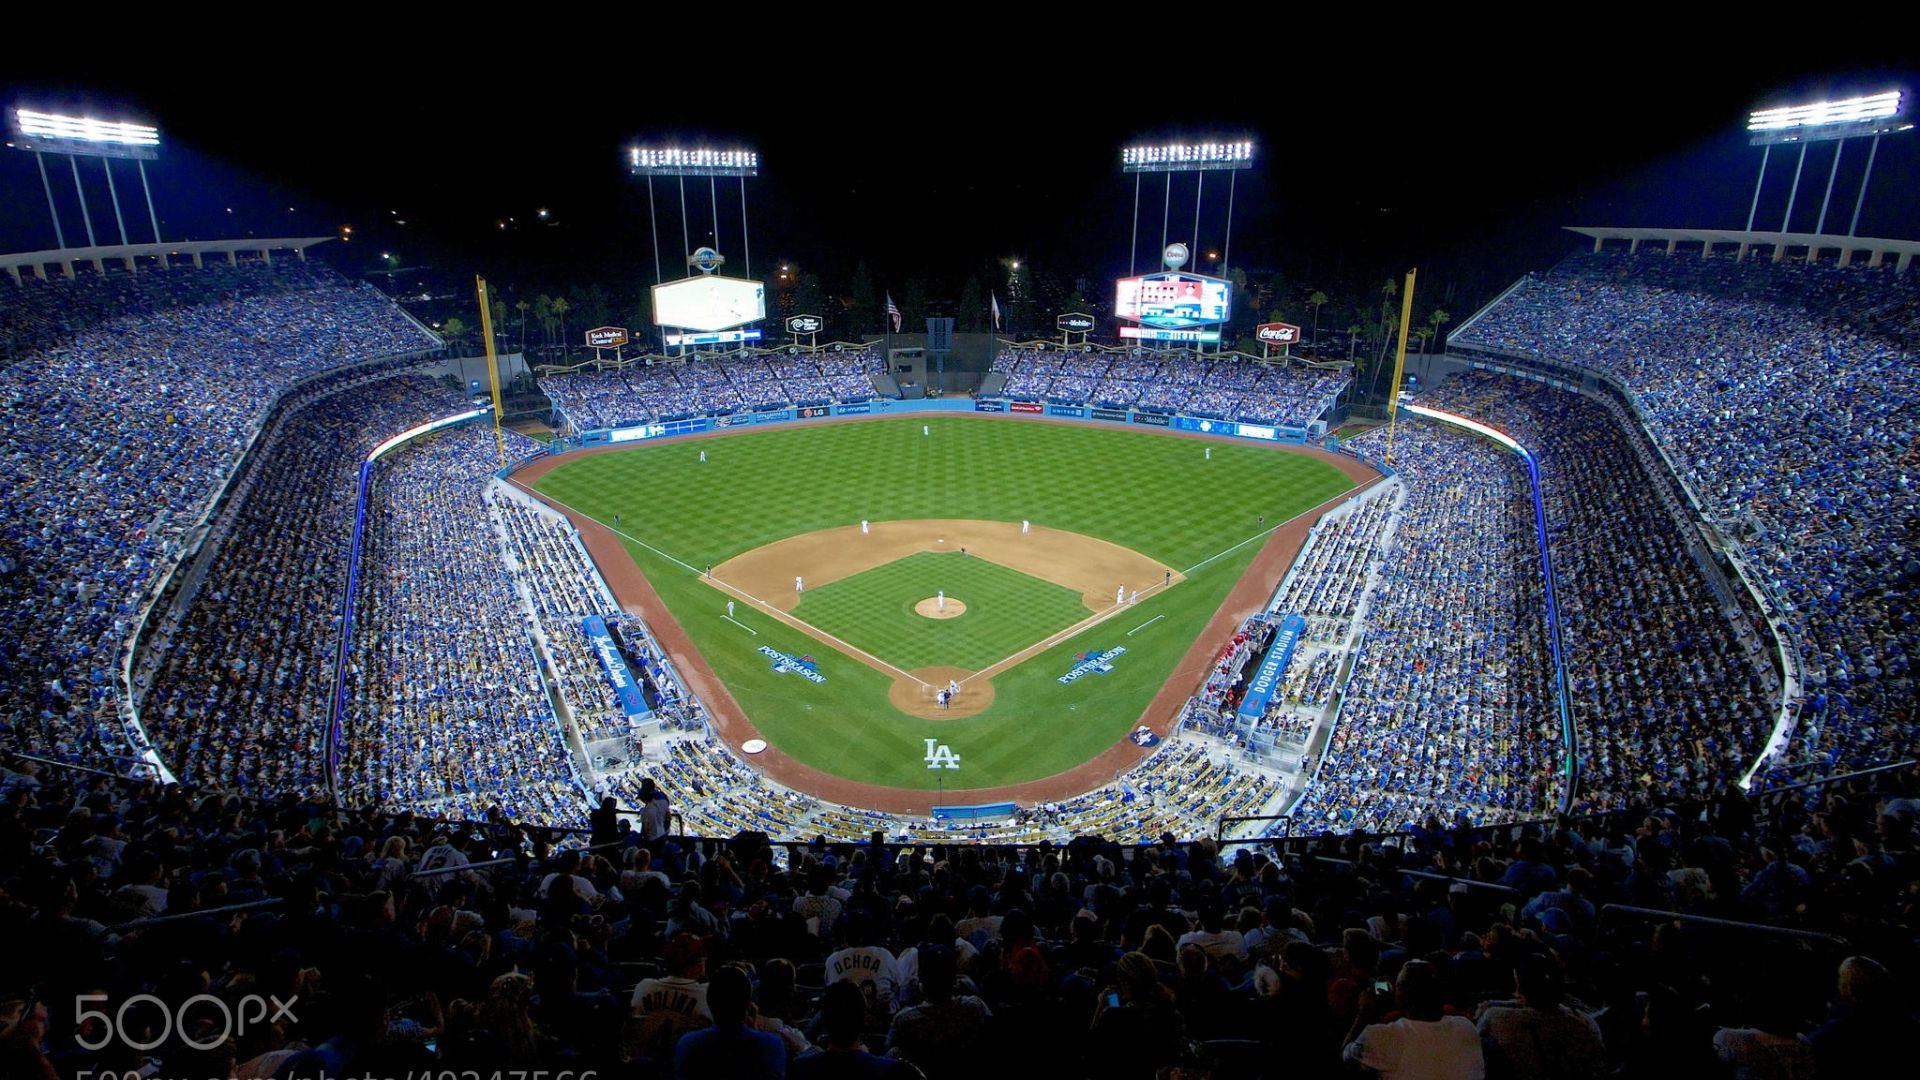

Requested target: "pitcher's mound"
[{"left": 914, "top": 596, "right": 967, "bottom": 619}]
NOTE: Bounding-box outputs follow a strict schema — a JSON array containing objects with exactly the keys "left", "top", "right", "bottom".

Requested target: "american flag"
[
  {"left": 990, "top": 291, "right": 1002, "bottom": 330},
  {"left": 885, "top": 292, "right": 901, "bottom": 332}
]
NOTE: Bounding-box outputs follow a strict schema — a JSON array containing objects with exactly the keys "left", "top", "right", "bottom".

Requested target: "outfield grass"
[
  {"left": 792, "top": 551, "right": 1091, "bottom": 671},
  {"left": 536, "top": 416, "right": 1355, "bottom": 791}
]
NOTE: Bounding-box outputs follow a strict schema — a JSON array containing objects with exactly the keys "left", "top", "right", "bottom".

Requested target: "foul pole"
[
  {"left": 1382, "top": 267, "right": 1417, "bottom": 466},
  {"left": 476, "top": 276, "right": 508, "bottom": 464}
]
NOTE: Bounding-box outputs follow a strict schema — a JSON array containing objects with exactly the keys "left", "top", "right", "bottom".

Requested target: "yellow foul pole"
[
  {"left": 1382, "top": 267, "right": 1417, "bottom": 466},
  {"left": 474, "top": 275, "right": 507, "bottom": 465}
]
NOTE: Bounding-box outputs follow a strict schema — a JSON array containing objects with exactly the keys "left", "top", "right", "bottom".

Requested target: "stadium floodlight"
[
  {"left": 9, "top": 108, "right": 160, "bottom": 159},
  {"left": 8, "top": 106, "right": 166, "bottom": 249},
  {"left": 1121, "top": 140, "right": 1254, "bottom": 173},
  {"left": 1747, "top": 90, "right": 1908, "bottom": 144},
  {"left": 627, "top": 145, "right": 759, "bottom": 177}
]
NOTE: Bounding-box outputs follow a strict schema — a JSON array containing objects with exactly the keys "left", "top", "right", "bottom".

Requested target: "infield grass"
[
  {"left": 534, "top": 415, "right": 1356, "bottom": 791},
  {"left": 793, "top": 551, "right": 1091, "bottom": 671}
]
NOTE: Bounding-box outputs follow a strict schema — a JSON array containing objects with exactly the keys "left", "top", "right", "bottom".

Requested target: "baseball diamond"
[{"left": 522, "top": 415, "right": 1363, "bottom": 799}]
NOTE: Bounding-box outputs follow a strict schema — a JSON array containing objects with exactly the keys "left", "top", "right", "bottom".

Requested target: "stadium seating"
[
  {"left": 1452, "top": 251, "right": 1920, "bottom": 783},
  {"left": 0, "top": 262, "right": 438, "bottom": 776},
  {"left": 5, "top": 748, "right": 1912, "bottom": 1079},
  {"left": 990, "top": 349, "right": 1349, "bottom": 426},
  {"left": 539, "top": 349, "right": 883, "bottom": 430}
]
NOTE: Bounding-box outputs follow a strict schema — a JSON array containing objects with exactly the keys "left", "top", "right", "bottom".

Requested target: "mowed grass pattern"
[
  {"left": 536, "top": 416, "right": 1357, "bottom": 790},
  {"left": 537, "top": 416, "right": 1352, "bottom": 569},
  {"left": 793, "top": 551, "right": 1092, "bottom": 671}
]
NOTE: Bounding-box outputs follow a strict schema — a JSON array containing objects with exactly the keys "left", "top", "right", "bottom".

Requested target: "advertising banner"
[
  {"left": 1010, "top": 401, "right": 1044, "bottom": 414},
  {"left": 1047, "top": 405, "right": 1087, "bottom": 418},
  {"left": 833, "top": 402, "right": 871, "bottom": 415},
  {"left": 1238, "top": 614, "right": 1308, "bottom": 720},
  {"left": 1131, "top": 411, "right": 1171, "bottom": 426},
  {"left": 1091, "top": 408, "right": 1129, "bottom": 422},
  {"left": 582, "top": 615, "right": 652, "bottom": 720},
  {"left": 974, "top": 400, "right": 1007, "bottom": 413}
]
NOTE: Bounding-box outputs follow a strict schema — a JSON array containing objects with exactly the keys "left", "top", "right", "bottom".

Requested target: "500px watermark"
[{"left": 73, "top": 993, "right": 298, "bottom": 1051}]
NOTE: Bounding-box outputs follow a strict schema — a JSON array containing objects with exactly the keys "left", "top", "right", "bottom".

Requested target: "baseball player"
[
  {"left": 1116, "top": 585, "right": 1125, "bottom": 606},
  {"left": 795, "top": 575, "right": 804, "bottom": 594}
]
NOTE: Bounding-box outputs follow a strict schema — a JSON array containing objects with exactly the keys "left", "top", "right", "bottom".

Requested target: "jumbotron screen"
[
  {"left": 652, "top": 276, "right": 766, "bottom": 331},
  {"left": 1115, "top": 272, "right": 1232, "bottom": 329}
]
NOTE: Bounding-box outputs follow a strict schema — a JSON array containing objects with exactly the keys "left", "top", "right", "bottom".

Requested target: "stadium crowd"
[
  {"left": 1293, "top": 420, "right": 1562, "bottom": 834},
  {"left": 5, "top": 748, "right": 1915, "bottom": 1080},
  {"left": 1452, "top": 251, "right": 1920, "bottom": 782},
  {"left": 134, "top": 374, "right": 471, "bottom": 800},
  {"left": 0, "top": 262, "right": 437, "bottom": 778},
  {"left": 1419, "top": 371, "right": 1781, "bottom": 812},
  {"left": 336, "top": 424, "right": 584, "bottom": 826},
  {"left": 992, "top": 349, "right": 1349, "bottom": 426},
  {"left": 540, "top": 351, "right": 882, "bottom": 431}
]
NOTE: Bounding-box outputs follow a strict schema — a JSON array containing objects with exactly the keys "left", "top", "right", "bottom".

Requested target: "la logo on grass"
[{"left": 923, "top": 739, "right": 961, "bottom": 770}]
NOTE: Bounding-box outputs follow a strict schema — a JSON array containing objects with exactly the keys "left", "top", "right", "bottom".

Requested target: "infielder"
[
  {"left": 948, "top": 678, "right": 959, "bottom": 698},
  {"left": 1116, "top": 585, "right": 1125, "bottom": 606},
  {"left": 861, "top": 519, "right": 869, "bottom": 534},
  {"left": 727, "top": 600, "right": 735, "bottom": 618},
  {"left": 1022, "top": 519, "right": 1030, "bottom": 534},
  {"left": 795, "top": 575, "right": 804, "bottom": 593}
]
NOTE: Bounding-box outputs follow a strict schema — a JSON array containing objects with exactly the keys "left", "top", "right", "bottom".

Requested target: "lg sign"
[{"left": 1256, "top": 322, "right": 1301, "bottom": 345}]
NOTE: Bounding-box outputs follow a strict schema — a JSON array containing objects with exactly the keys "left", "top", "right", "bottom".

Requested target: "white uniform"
[
  {"left": 1022, "top": 520, "right": 1030, "bottom": 534},
  {"left": 796, "top": 576, "right": 804, "bottom": 593},
  {"left": 1205, "top": 447, "right": 1211, "bottom": 460},
  {"left": 727, "top": 601, "right": 735, "bottom": 618},
  {"left": 699, "top": 450, "right": 706, "bottom": 462},
  {"left": 1116, "top": 586, "right": 1126, "bottom": 605},
  {"left": 937, "top": 590, "right": 945, "bottom": 610},
  {"left": 862, "top": 520, "right": 869, "bottom": 534},
  {"left": 923, "top": 425, "right": 929, "bottom": 436}
]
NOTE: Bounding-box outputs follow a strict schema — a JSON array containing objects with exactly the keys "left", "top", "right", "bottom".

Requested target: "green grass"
[
  {"left": 536, "top": 416, "right": 1355, "bottom": 791},
  {"left": 792, "top": 551, "right": 1092, "bottom": 671}
]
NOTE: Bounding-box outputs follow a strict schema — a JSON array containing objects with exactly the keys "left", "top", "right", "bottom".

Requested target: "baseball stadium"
[{"left": 3, "top": 58, "right": 1918, "bottom": 1080}]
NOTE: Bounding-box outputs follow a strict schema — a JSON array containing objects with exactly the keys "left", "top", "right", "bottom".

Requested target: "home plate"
[{"left": 742, "top": 739, "right": 768, "bottom": 754}]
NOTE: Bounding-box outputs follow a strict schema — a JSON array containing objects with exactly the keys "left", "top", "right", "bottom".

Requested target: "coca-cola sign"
[{"left": 1255, "top": 322, "right": 1302, "bottom": 345}]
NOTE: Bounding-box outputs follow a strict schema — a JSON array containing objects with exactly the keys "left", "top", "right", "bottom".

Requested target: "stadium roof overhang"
[
  {"left": 1567, "top": 226, "right": 1918, "bottom": 271},
  {"left": 0, "top": 236, "right": 335, "bottom": 284}
]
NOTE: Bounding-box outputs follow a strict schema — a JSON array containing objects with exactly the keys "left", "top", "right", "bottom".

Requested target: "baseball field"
[{"left": 527, "top": 415, "right": 1357, "bottom": 797}]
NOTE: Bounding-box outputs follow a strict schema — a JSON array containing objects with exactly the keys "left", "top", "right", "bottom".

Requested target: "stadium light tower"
[
  {"left": 1743, "top": 89, "right": 1910, "bottom": 236},
  {"left": 8, "top": 107, "right": 164, "bottom": 248},
  {"left": 626, "top": 144, "right": 761, "bottom": 296},
  {"left": 1119, "top": 139, "right": 1255, "bottom": 277}
]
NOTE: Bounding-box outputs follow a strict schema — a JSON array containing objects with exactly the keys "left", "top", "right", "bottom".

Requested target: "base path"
[
  {"left": 717, "top": 518, "right": 1177, "bottom": 615},
  {"left": 511, "top": 415, "right": 1383, "bottom": 814}
]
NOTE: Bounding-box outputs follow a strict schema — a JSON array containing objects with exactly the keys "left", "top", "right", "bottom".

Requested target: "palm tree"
[
  {"left": 1426, "top": 307, "right": 1451, "bottom": 354},
  {"left": 533, "top": 295, "right": 555, "bottom": 352},
  {"left": 1346, "top": 323, "right": 1365, "bottom": 362},
  {"left": 551, "top": 297, "right": 572, "bottom": 358},
  {"left": 441, "top": 316, "right": 469, "bottom": 354},
  {"left": 491, "top": 299, "right": 509, "bottom": 353},
  {"left": 515, "top": 299, "right": 531, "bottom": 354},
  {"left": 1308, "top": 290, "right": 1328, "bottom": 343}
]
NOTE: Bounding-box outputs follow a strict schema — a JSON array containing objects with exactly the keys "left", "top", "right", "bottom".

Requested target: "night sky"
[{"left": 3, "top": 30, "right": 1914, "bottom": 319}]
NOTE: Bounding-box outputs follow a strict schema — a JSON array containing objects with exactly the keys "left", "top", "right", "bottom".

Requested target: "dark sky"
[{"left": 3, "top": 28, "right": 1914, "bottom": 311}]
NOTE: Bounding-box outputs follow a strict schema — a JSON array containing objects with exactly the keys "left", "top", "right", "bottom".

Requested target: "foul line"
[
  {"left": 511, "top": 480, "right": 708, "bottom": 577},
  {"left": 722, "top": 615, "right": 758, "bottom": 635},
  {"left": 514, "top": 478, "right": 926, "bottom": 687},
  {"left": 1127, "top": 614, "right": 1165, "bottom": 636}
]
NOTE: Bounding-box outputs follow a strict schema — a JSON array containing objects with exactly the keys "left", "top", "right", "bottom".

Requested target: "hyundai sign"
[
  {"left": 1115, "top": 271, "right": 1231, "bottom": 329},
  {"left": 1256, "top": 322, "right": 1301, "bottom": 346},
  {"left": 786, "top": 314, "right": 823, "bottom": 334},
  {"left": 585, "top": 326, "right": 630, "bottom": 348},
  {"left": 1056, "top": 312, "right": 1096, "bottom": 332}
]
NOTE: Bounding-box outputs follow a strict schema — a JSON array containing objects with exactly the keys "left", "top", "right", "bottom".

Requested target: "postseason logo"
[
  {"left": 759, "top": 645, "right": 827, "bottom": 683},
  {"left": 1057, "top": 646, "right": 1127, "bottom": 685}
]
